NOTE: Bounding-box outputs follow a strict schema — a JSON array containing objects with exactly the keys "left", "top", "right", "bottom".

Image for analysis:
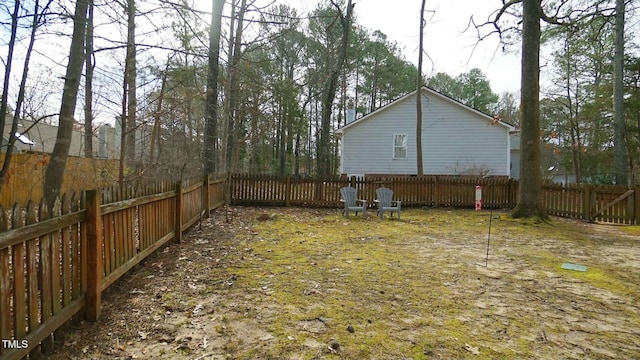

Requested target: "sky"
[{"left": 278, "top": 0, "right": 523, "bottom": 94}]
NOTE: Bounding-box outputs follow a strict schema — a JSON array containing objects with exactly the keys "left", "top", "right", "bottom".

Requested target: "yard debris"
[
  {"left": 329, "top": 340, "right": 340, "bottom": 352},
  {"left": 260, "top": 334, "right": 275, "bottom": 341},
  {"left": 561, "top": 263, "right": 588, "bottom": 272},
  {"left": 256, "top": 213, "right": 276, "bottom": 221},
  {"left": 192, "top": 303, "right": 204, "bottom": 315},
  {"left": 347, "top": 325, "right": 355, "bottom": 333},
  {"left": 463, "top": 343, "right": 480, "bottom": 355}
]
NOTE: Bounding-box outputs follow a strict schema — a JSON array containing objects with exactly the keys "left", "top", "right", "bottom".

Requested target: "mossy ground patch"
[{"left": 50, "top": 207, "right": 640, "bottom": 359}]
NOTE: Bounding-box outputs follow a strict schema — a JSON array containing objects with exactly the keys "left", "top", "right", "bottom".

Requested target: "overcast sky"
[{"left": 277, "top": 0, "right": 523, "bottom": 94}]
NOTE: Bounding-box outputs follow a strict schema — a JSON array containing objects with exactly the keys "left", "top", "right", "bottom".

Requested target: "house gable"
[{"left": 337, "top": 87, "right": 513, "bottom": 176}]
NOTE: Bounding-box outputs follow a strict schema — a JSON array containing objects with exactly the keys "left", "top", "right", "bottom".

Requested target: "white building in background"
[
  {"left": 1, "top": 115, "right": 120, "bottom": 159},
  {"left": 335, "top": 87, "right": 517, "bottom": 178}
]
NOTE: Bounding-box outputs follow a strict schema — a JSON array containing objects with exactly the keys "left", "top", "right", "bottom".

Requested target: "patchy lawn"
[{"left": 50, "top": 207, "right": 640, "bottom": 359}]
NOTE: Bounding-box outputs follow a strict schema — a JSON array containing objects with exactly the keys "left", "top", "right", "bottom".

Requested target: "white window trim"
[{"left": 392, "top": 133, "right": 408, "bottom": 160}]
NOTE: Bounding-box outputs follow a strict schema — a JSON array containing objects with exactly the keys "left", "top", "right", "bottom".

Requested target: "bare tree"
[
  {"left": 1, "top": 0, "right": 52, "bottom": 189},
  {"left": 0, "top": 0, "right": 20, "bottom": 149},
  {"left": 474, "top": 0, "right": 626, "bottom": 219},
  {"left": 44, "top": 0, "right": 90, "bottom": 207},
  {"left": 84, "top": 0, "right": 94, "bottom": 158},
  {"left": 510, "top": 0, "right": 547, "bottom": 220},
  {"left": 225, "top": 0, "right": 248, "bottom": 174},
  {"left": 204, "top": 0, "right": 225, "bottom": 175},
  {"left": 149, "top": 58, "right": 170, "bottom": 166},
  {"left": 317, "top": 0, "right": 354, "bottom": 178},
  {"left": 416, "top": 0, "right": 426, "bottom": 176},
  {"left": 613, "top": 0, "right": 627, "bottom": 185}
]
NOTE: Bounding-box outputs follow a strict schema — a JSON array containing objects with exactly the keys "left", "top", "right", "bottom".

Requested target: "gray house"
[
  {"left": 335, "top": 87, "right": 518, "bottom": 177},
  {"left": 2, "top": 117, "right": 119, "bottom": 159}
]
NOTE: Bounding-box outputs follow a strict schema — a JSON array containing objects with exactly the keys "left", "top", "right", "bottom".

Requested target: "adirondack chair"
[
  {"left": 340, "top": 187, "right": 367, "bottom": 219},
  {"left": 375, "top": 187, "right": 401, "bottom": 220}
]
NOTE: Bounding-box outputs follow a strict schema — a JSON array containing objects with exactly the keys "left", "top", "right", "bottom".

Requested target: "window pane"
[{"left": 393, "top": 134, "right": 407, "bottom": 159}]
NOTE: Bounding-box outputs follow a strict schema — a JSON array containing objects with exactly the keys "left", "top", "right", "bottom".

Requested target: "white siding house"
[{"left": 335, "top": 87, "right": 516, "bottom": 177}]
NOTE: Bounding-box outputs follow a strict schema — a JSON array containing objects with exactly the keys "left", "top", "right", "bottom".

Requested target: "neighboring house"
[
  {"left": 1, "top": 116, "right": 119, "bottom": 159},
  {"left": 335, "top": 87, "right": 518, "bottom": 178}
]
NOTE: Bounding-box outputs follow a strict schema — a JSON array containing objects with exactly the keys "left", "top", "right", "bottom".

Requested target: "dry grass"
[{"left": 51, "top": 206, "right": 640, "bottom": 360}]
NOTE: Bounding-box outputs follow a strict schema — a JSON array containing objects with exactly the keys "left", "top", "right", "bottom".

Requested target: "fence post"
[
  {"left": 285, "top": 175, "right": 291, "bottom": 207},
  {"left": 85, "top": 190, "right": 102, "bottom": 322},
  {"left": 635, "top": 185, "right": 640, "bottom": 225},
  {"left": 203, "top": 174, "right": 210, "bottom": 218},
  {"left": 508, "top": 179, "right": 515, "bottom": 207},
  {"left": 175, "top": 182, "right": 183, "bottom": 243},
  {"left": 583, "top": 184, "right": 592, "bottom": 222},
  {"left": 434, "top": 176, "right": 439, "bottom": 207}
]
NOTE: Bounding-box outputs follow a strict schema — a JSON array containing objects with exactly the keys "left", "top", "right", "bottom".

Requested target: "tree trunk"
[
  {"left": 149, "top": 62, "right": 168, "bottom": 166},
  {"left": 0, "top": 0, "right": 20, "bottom": 151},
  {"left": 0, "top": 0, "right": 45, "bottom": 189},
  {"left": 416, "top": 0, "right": 426, "bottom": 176},
  {"left": 119, "top": 69, "right": 127, "bottom": 187},
  {"left": 510, "top": 0, "right": 548, "bottom": 220},
  {"left": 125, "top": 0, "right": 137, "bottom": 166},
  {"left": 226, "top": 0, "right": 247, "bottom": 174},
  {"left": 84, "top": 0, "right": 94, "bottom": 158},
  {"left": 204, "top": 0, "right": 225, "bottom": 175},
  {"left": 613, "top": 0, "right": 627, "bottom": 185},
  {"left": 317, "top": 0, "right": 354, "bottom": 178},
  {"left": 43, "top": 0, "right": 89, "bottom": 207}
]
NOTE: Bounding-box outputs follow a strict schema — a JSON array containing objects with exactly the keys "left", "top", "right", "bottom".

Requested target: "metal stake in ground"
[
  {"left": 484, "top": 204, "right": 493, "bottom": 267},
  {"left": 477, "top": 174, "right": 494, "bottom": 268}
]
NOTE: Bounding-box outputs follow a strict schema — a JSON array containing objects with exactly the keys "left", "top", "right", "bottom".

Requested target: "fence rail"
[{"left": 1, "top": 173, "right": 638, "bottom": 359}]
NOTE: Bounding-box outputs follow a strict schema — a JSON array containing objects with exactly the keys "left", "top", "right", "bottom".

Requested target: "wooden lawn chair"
[
  {"left": 375, "top": 187, "right": 401, "bottom": 220},
  {"left": 340, "top": 186, "right": 367, "bottom": 219}
]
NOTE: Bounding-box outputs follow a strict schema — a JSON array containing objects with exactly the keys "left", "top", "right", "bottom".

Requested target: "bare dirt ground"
[{"left": 49, "top": 207, "right": 640, "bottom": 359}]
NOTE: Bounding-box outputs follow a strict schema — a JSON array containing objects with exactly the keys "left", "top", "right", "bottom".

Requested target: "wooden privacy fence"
[
  {"left": 0, "top": 175, "right": 225, "bottom": 360},
  {"left": 229, "top": 174, "right": 517, "bottom": 208},
  {"left": 542, "top": 182, "right": 640, "bottom": 224},
  {"left": 0, "top": 153, "right": 119, "bottom": 208},
  {"left": 229, "top": 174, "right": 640, "bottom": 224}
]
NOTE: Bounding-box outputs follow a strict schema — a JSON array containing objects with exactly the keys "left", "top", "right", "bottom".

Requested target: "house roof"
[{"left": 335, "top": 86, "right": 515, "bottom": 135}]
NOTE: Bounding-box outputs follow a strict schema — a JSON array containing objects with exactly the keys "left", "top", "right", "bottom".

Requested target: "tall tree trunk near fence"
[
  {"left": 613, "top": 0, "right": 628, "bottom": 185},
  {"left": 84, "top": 0, "right": 94, "bottom": 158},
  {"left": 204, "top": 0, "right": 225, "bottom": 175},
  {"left": 223, "top": 0, "right": 236, "bottom": 173},
  {"left": 0, "top": 0, "right": 20, "bottom": 154},
  {"left": 119, "top": 72, "right": 128, "bottom": 187},
  {"left": 149, "top": 61, "right": 169, "bottom": 166},
  {"left": 125, "top": 0, "right": 137, "bottom": 167},
  {"left": 316, "top": 0, "right": 354, "bottom": 179},
  {"left": 510, "top": 0, "right": 548, "bottom": 220},
  {"left": 416, "top": 0, "right": 426, "bottom": 176},
  {"left": 225, "top": 0, "right": 246, "bottom": 174},
  {"left": 43, "top": 0, "right": 89, "bottom": 207}
]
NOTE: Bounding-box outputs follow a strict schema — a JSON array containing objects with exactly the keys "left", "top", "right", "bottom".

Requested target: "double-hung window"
[{"left": 393, "top": 134, "right": 407, "bottom": 160}]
